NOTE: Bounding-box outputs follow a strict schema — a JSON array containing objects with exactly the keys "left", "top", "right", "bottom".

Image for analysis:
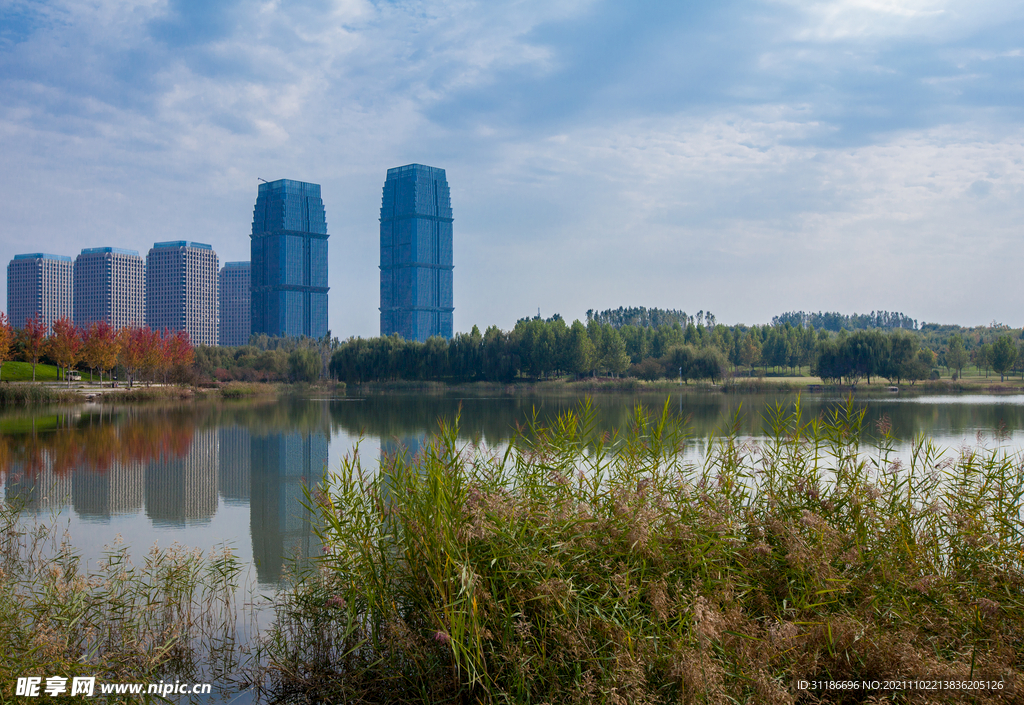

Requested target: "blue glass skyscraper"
[
  {"left": 379, "top": 164, "right": 453, "bottom": 342},
  {"left": 251, "top": 179, "right": 329, "bottom": 338}
]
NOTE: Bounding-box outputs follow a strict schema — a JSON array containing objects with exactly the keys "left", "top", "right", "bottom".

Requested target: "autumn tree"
[
  {"left": 47, "top": 317, "right": 83, "bottom": 386},
  {"left": 21, "top": 314, "right": 47, "bottom": 382},
  {"left": 163, "top": 330, "right": 194, "bottom": 383},
  {"left": 118, "top": 326, "right": 147, "bottom": 388},
  {"left": 83, "top": 320, "right": 121, "bottom": 385},
  {"left": 0, "top": 312, "right": 12, "bottom": 382},
  {"left": 139, "top": 328, "right": 164, "bottom": 384}
]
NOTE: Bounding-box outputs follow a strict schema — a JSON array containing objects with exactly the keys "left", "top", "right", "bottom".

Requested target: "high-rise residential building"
[
  {"left": 379, "top": 164, "right": 453, "bottom": 342},
  {"left": 250, "top": 179, "right": 329, "bottom": 338},
  {"left": 145, "top": 241, "right": 219, "bottom": 346},
  {"left": 6, "top": 253, "right": 73, "bottom": 331},
  {"left": 73, "top": 247, "right": 145, "bottom": 330},
  {"left": 218, "top": 261, "right": 251, "bottom": 346}
]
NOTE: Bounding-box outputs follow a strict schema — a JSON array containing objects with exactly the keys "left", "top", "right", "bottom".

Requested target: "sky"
[{"left": 1, "top": 0, "right": 1022, "bottom": 337}]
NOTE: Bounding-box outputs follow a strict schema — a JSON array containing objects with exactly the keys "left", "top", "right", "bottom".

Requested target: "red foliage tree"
[
  {"left": 47, "top": 317, "right": 83, "bottom": 386},
  {"left": 139, "top": 328, "right": 164, "bottom": 385},
  {"left": 0, "top": 312, "right": 12, "bottom": 382},
  {"left": 164, "top": 329, "right": 194, "bottom": 383},
  {"left": 82, "top": 320, "right": 121, "bottom": 386},
  {"left": 21, "top": 314, "right": 47, "bottom": 382},
  {"left": 118, "top": 326, "right": 146, "bottom": 388}
]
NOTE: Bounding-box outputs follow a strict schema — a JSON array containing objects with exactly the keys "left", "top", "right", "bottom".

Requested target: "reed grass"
[
  {"left": 219, "top": 381, "right": 281, "bottom": 399},
  {"left": 260, "top": 396, "right": 1023, "bottom": 704},
  {"left": 0, "top": 385, "right": 79, "bottom": 405},
  {"left": 0, "top": 500, "right": 245, "bottom": 699}
]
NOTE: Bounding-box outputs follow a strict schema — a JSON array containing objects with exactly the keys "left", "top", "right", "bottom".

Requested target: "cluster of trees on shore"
[
  {"left": 327, "top": 317, "right": 739, "bottom": 384},
  {"left": 321, "top": 315, "right": 1024, "bottom": 385},
  {"left": 7, "top": 304, "right": 1021, "bottom": 388},
  {"left": 192, "top": 334, "right": 334, "bottom": 384},
  {"left": 0, "top": 314, "right": 194, "bottom": 387},
  {"left": 179, "top": 310, "right": 1024, "bottom": 386}
]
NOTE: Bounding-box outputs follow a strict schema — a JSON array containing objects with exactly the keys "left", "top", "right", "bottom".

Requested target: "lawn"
[
  {"left": 0, "top": 361, "right": 98, "bottom": 383},
  {"left": 0, "top": 360, "right": 60, "bottom": 382}
]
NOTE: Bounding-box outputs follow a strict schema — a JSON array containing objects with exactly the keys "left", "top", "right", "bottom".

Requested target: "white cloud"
[{"left": 0, "top": 0, "right": 1022, "bottom": 334}]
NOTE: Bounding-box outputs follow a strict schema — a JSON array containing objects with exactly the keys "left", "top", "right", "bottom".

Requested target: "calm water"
[
  {"left": 3, "top": 389, "right": 1024, "bottom": 661},
  {"left": 4, "top": 391, "right": 1024, "bottom": 589}
]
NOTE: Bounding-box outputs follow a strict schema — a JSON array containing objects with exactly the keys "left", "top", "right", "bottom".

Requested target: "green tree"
[
  {"left": 566, "top": 321, "right": 595, "bottom": 378},
  {"left": 664, "top": 344, "right": 696, "bottom": 383},
  {"left": 945, "top": 334, "right": 968, "bottom": 379},
  {"left": 990, "top": 336, "right": 1018, "bottom": 382},
  {"left": 881, "top": 331, "right": 918, "bottom": 384},
  {"left": 289, "top": 348, "right": 321, "bottom": 383},
  {"left": 739, "top": 334, "right": 761, "bottom": 376},
  {"left": 600, "top": 327, "right": 630, "bottom": 377},
  {"left": 690, "top": 347, "right": 726, "bottom": 383},
  {"left": 975, "top": 343, "right": 992, "bottom": 378}
]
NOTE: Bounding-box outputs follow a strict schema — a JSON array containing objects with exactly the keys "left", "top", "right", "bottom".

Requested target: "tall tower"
[
  {"left": 379, "top": 164, "right": 453, "bottom": 342},
  {"left": 145, "top": 241, "right": 219, "bottom": 346},
  {"left": 73, "top": 247, "right": 145, "bottom": 330},
  {"left": 250, "top": 179, "right": 329, "bottom": 338},
  {"left": 6, "top": 253, "right": 73, "bottom": 331},
  {"left": 218, "top": 261, "right": 251, "bottom": 346}
]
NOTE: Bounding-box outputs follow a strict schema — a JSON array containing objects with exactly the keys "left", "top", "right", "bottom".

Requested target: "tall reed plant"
[
  {"left": 271, "top": 397, "right": 1022, "bottom": 703},
  {"left": 0, "top": 501, "right": 244, "bottom": 698}
]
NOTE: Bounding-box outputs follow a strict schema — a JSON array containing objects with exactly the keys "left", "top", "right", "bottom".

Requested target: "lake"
[{"left": 2, "top": 389, "right": 1024, "bottom": 662}]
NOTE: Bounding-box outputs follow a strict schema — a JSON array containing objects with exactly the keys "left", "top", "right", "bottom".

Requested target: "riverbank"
[
  {"left": 4, "top": 370, "right": 1024, "bottom": 408},
  {"left": 345, "top": 374, "right": 1024, "bottom": 396}
]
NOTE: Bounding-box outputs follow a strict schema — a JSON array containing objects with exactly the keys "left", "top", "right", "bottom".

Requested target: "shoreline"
[{"left": 4, "top": 374, "right": 1024, "bottom": 406}]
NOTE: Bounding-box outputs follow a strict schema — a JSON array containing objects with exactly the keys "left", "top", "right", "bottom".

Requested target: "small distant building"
[
  {"left": 219, "top": 261, "right": 251, "bottom": 346},
  {"left": 6, "top": 253, "right": 73, "bottom": 332},
  {"left": 250, "top": 179, "right": 329, "bottom": 338},
  {"left": 73, "top": 247, "right": 145, "bottom": 330},
  {"left": 145, "top": 241, "right": 219, "bottom": 346},
  {"left": 379, "top": 164, "right": 453, "bottom": 342}
]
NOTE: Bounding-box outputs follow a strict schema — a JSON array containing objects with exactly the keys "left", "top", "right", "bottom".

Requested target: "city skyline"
[{"left": 1, "top": 2, "right": 1022, "bottom": 335}]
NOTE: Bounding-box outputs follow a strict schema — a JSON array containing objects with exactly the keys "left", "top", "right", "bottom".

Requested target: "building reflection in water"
[
  {"left": 145, "top": 429, "right": 219, "bottom": 527},
  {"left": 218, "top": 426, "right": 251, "bottom": 506},
  {"left": 250, "top": 431, "right": 327, "bottom": 585},
  {"left": 72, "top": 458, "right": 145, "bottom": 520},
  {"left": 4, "top": 460, "right": 73, "bottom": 513}
]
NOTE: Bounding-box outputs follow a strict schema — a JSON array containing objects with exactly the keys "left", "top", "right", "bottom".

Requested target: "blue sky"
[{"left": 1, "top": 0, "right": 1022, "bottom": 336}]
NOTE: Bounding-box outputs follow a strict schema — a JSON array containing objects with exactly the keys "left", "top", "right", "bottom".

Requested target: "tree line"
[
  {"left": 771, "top": 310, "right": 918, "bottom": 332},
  {"left": 11, "top": 307, "right": 1015, "bottom": 388},
  {"left": 0, "top": 314, "right": 194, "bottom": 387}
]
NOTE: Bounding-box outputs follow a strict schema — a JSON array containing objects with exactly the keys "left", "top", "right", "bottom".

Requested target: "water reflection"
[
  {"left": 2, "top": 392, "right": 1024, "bottom": 592},
  {"left": 250, "top": 430, "right": 326, "bottom": 584}
]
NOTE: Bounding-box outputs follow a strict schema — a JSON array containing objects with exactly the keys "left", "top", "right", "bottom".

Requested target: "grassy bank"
[{"left": 261, "top": 398, "right": 1023, "bottom": 703}]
